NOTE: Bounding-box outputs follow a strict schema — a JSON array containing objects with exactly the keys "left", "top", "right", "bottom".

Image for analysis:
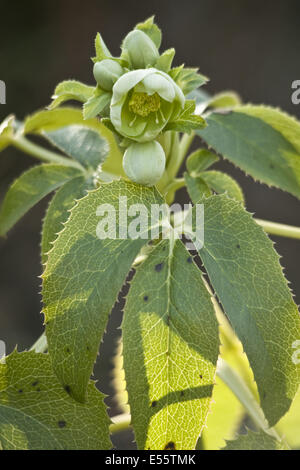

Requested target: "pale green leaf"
[
  {"left": 49, "top": 80, "right": 95, "bottom": 110},
  {"left": 184, "top": 172, "right": 211, "bottom": 203},
  {"left": 135, "top": 16, "right": 162, "bottom": 49},
  {"left": 93, "top": 32, "right": 112, "bottom": 62},
  {"left": 83, "top": 89, "right": 111, "bottom": 120},
  {"left": 165, "top": 114, "right": 206, "bottom": 134},
  {"left": 155, "top": 49, "right": 175, "bottom": 73},
  {"left": 122, "top": 239, "right": 219, "bottom": 450},
  {"left": 0, "top": 164, "right": 81, "bottom": 237},
  {"left": 200, "top": 170, "right": 245, "bottom": 203},
  {"left": 188, "top": 194, "right": 300, "bottom": 426},
  {"left": 0, "top": 351, "right": 111, "bottom": 450},
  {"left": 170, "top": 67, "right": 208, "bottom": 95},
  {"left": 186, "top": 149, "right": 219, "bottom": 174},
  {"left": 222, "top": 430, "right": 288, "bottom": 450},
  {"left": 208, "top": 91, "right": 241, "bottom": 109},
  {"left": 42, "top": 180, "right": 164, "bottom": 402},
  {"left": 198, "top": 107, "right": 300, "bottom": 199},
  {"left": 41, "top": 176, "right": 89, "bottom": 264}
]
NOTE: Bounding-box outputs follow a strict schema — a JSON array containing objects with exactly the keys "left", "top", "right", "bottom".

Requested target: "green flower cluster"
[{"left": 51, "top": 17, "right": 207, "bottom": 186}]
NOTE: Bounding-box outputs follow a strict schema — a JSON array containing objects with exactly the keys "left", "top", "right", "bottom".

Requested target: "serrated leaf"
[
  {"left": 187, "top": 149, "right": 220, "bottom": 174},
  {"left": 49, "top": 80, "right": 95, "bottom": 110},
  {"left": 208, "top": 91, "right": 241, "bottom": 109},
  {"left": 44, "top": 124, "right": 109, "bottom": 169},
  {"left": 0, "top": 351, "right": 111, "bottom": 450},
  {"left": 198, "top": 107, "right": 300, "bottom": 199},
  {"left": 41, "top": 176, "right": 89, "bottom": 264},
  {"left": 23, "top": 107, "right": 124, "bottom": 176},
  {"left": 165, "top": 114, "right": 206, "bottom": 134},
  {"left": 83, "top": 89, "right": 111, "bottom": 120},
  {"left": 0, "top": 164, "right": 81, "bottom": 237},
  {"left": 93, "top": 32, "right": 112, "bottom": 62},
  {"left": 155, "top": 48, "right": 175, "bottom": 73},
  {"left": 122, "top": 239, "right": 219, "bottom": 450},
  {"left": 188, "top": 194, "right": 300, "bottom": 426},
  {"left": 24, "top": 107, "right": 100, "bottom": 135},
  {"left": 200, "top": 170, "right": 244, "bottom": 203},
  {"left": 184, "top": 172, "right": 211, "bottom": 203},
  {"left": 42, "top": 180, "right": 164, "bottom": 402},
  {"left": 170, "top": 67, "right": 208, "bottom": 95},
  {"left": 222, "top": 430, "right": 288, "bottom": 450},
  {"left": 135, "top": 16, "right": 162, "bottom": 49}
]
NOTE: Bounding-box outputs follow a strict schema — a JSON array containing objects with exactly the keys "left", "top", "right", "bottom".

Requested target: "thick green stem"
[
  {"left": 178, "top": 131, "right": 195, "bottom": 164},
  {"left": 13, "top": 135, "right": 85, "bottom": 171},
  {"left": 255, "top": 218, "right": 300, "bottom": 240}
]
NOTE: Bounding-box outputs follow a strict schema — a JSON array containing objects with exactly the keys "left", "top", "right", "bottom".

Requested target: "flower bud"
[
  {"left": 122, "top": 30, "right": 159, "bottom": 69},
  {"left": 93, "top": 59, "right": 124, "bottom": 91},
  {"left": 123, "top": 141, "right": 166, "bottom": 186}
]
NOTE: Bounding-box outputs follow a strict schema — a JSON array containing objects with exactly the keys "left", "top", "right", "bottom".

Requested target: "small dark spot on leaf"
[
  {"left": 86, "top": 346, "right": 90, "bottom": 351},
  {"left": 36, "top": 388, "right": 41, "bottom": 392},
  {"left": 144, "top": 295, "right": 149, "bottom": 302},
  {"left": 64, "top": 385, "right": 71, "bottom": 394},
  {"left": 164, "top": 441, "right": 176, "bottom": 450},
  {"left": 199, "top": 374, "right": 203, "bottom": 379},
  {"left": 180, "top": 391, "right": 184, "bottom": 397},
  {"left": 236, "top": 244, "right": 241, "bottom": 249},
  {"left": 263, "top": 391, "right": 267, "bottom": 399},
  {"left": 270, "top": 164, "right": 275, "bottom": 169},
  {"left": 151, "top": 401, "right": 157, "bottom": 408},
  {"left": 155, "top": 263, "right": 164, "bottom": 272},
  {"left": 18, "top": 389, "right": 23, "bottom": 394},
  {"left": 66, "top": 348, "right": 70, "bottom": 354},
  {"left": 58, "top": 420, "right": 67, "bottom": 428},
  {"left": 32, "top": 381, "right": 39, "bottom": 387},
  {"left": 187, "top": 257, "right": 192, "bottom": 263}
]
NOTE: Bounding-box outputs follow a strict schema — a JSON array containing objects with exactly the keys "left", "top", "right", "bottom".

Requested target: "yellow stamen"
[{"left": 129, "top": 92, "right": 161, "bottom": 117}]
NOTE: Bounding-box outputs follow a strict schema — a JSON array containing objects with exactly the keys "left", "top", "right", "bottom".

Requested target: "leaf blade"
[
  {"left": 122, "top": 239, "right": 219, "bottom": 450},
  {"left": 0, "top": 351, "right": 111, "bottom": 450},
  {"left": 0, "top": 164, "right": 81, "bottom": 237},
  {"left": 42, "top": 180, "right": 164, "bottom": 402},
  {"left": 189, "top": 194, "right": 300, "bottom": 426}
]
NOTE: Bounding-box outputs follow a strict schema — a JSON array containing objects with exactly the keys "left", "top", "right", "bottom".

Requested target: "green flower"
[
  {"left": 110, "top": 68, "right": 185, "bottom": 142},
  {"left": 122, "top": 30, "right": 159, "bottom": 69},
  {"left": 123, "top": 140, "right": 166, "bottom": 186},
  {"left": 93, "top": 59, "right": 124, "bottom": 91}
]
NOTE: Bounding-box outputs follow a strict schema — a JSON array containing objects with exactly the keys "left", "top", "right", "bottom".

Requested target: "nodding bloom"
[
  {"left": 122, "top": 140, "right": 166, "bottom": 186},
  {"left": 110, "top": 68, "right": 185, "bottom": 143},
  {"left": 93, "top": 59, "right": 124, "bottom": 91}
]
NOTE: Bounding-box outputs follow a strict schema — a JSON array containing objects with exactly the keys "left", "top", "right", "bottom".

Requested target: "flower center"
[{"left": 129, "top": 92, "right": 161, "bottom": 117}]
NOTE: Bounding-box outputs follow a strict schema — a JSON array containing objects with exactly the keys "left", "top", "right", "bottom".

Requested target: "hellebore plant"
[{"left": 0, "top": 16, "right": 300, "bottom": 451}]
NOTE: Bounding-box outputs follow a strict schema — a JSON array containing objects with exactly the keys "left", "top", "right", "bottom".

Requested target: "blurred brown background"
[{"left": 0, "top": 0, "right": 300, "bottom": 446}]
